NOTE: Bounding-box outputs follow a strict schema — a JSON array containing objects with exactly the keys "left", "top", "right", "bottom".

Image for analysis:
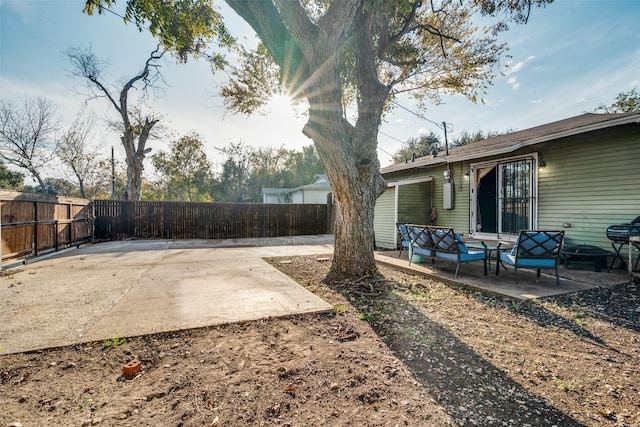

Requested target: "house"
[
  {"left": 262, "top": 174, "right": 332, "bottom": 204},
  {"left": 262, "top": 187, "right": 294, "bottom": 203},
  {"left": 374, "top": 112, "right": 640, "bottom": 252}
]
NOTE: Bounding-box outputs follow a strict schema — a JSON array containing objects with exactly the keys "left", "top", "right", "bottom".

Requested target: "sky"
[{"left": 1, "top": 0, "right": 639, "bottom": 184}]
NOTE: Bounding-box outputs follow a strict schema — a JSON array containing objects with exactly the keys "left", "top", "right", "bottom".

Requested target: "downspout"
[{"left": 394, "top": 184, "right": 399, "bottom": 248}]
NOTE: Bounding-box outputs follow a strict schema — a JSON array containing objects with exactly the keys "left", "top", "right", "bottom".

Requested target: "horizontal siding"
[
  {"left": 301, "top": 190, "right": 331, "bottom": 204},
  {"left": 397, "top": 182, "right": 432, "bottom": 224},
  {"left": 374, "top": 188, "right": 396, "bottom": 249},
  {"left": 538, "top": 126, "right": 640, "bottom": 248},
  {"left": 373, "top": 179, "right": 436, "bottom": 249},
  {"left": 380, "top": 123, "right": 640, "bottom": 249},
  {"left": 382, "top": 164, "right": 472, "bottom": 237},
  {"left": 430, "top": 163, "right": 472, "bottom": 236}
]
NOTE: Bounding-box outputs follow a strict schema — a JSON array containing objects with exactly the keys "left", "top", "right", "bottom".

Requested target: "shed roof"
[
  {"left": 381, "top": 112, "right": 640, "bottom": 174},
  {"left": 262, "top": 188, "right": 294, "bottom": 195}
]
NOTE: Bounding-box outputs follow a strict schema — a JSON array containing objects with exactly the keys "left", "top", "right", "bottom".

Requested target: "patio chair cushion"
[
  {"left": 407, "top": 225, "right": 435, "bottom": 257},
  {"left": 499, "top": 252, "right": 557, "bottom": 268},
  {"left": 408, "top": 226, "right": 430, "bottom": 247},
  {"left": 510, "top": 231, "right": 562, "bottom": 257},
  {"left": 413, "top": 246, "right": 435, "bottom": 257},
  {"left": 431, "top": 229, "right": 469, "bottom": 254},
  {"left": 398, "top": 223, "right": 411, "bottom": 249},
  {"left": 437, "top": 249, "right": 486, "bottom": 262}
]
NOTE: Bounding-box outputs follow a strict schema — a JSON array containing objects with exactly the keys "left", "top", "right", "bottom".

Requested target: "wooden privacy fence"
[
  {"left": 0, "top": 191, "right": 93, "bottom": 263},
  {"left": 0, "top": 195, "right": 329, "bottom": 264},
  {"left": 93, "top": 200, "right": 328, "bottom": 240}
]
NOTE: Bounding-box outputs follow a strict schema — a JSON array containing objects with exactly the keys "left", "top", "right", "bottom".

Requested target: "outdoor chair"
[
  {"left": 497, "top": 230, "right": 565, "bottom": 286},
  {"left": 407, "top": 225, "right": 487, "bottom": 278},
  {"left": 429, "top": 227, "right": 487, "bottom": 278},
  {"left": 396, "top": 223, "right": 411, "bottom": 258},
  {"left": 407, "top": 224, "right": 435, "bottom": 263}
]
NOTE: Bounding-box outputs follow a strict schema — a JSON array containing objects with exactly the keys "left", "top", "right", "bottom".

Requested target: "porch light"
[{"left": 538, "top": 156, "right": 547, "bottom": 170}]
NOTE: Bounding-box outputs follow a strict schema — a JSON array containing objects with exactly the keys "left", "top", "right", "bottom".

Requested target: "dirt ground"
[{"left": 1, "top": 255, "right": 639, "bottom": 427}]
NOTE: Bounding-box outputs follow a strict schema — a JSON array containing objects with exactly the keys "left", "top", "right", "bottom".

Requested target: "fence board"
[
  {"left": 93, "top": 200, "right": 328, "bottom": 241},
  {"left": 0, "top": 191, "right": 93, "bottom": 261},
  {"left": 1, "top": 196, "right": 328, "bottom": 263}
]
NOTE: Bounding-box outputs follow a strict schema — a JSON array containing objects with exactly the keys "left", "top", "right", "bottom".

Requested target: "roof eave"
[{"left": 381, "top": 113, "right": 640, "bottom": 173}]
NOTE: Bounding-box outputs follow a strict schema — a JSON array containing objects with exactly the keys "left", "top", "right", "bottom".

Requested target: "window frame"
[{"left": 469, "top": 154, "right": 540, "bottom": 241}]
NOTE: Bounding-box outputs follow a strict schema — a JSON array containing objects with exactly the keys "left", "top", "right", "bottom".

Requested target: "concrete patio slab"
[
  {"left": 0, "top": 237, "right": 334, "bottom": 355},
  {"left": 1, "top": 235, "right": 630, "bottom": 355},
  {"left": 376, "top": 250, "right": 632, "bottom": 300}
]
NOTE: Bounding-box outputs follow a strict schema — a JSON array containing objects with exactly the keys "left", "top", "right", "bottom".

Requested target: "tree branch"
[{"left": 225, "top": 0, "right": 309, "bottom": 92}]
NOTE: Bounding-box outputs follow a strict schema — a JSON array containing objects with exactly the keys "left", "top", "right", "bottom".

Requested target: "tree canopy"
[
  {"left": 210, "top": 142, "right": 325, "bottom": 202},
  {"left": 392, "top": 132, "right": 442, "bottom": 164},
  {"left": 595, "top": 88, "right": 640, "bottom": 113},
  {"left": 0, "top": 160, "right": 24, "bottom": 190},
  {"left": 151, "top": 133, "right": 214, "bottom": 202}
]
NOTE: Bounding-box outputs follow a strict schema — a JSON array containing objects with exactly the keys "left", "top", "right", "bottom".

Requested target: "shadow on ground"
[
  {"left": 536, "top": 281, "right": 640, "bottom": 333},
  {"left": 333, "top": 281, "right": 586, "bottom": 426}
]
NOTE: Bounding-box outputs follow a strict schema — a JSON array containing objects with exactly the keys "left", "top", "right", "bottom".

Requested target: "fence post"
[
  {"left": 55, "top": 220, "right": 59, "bottom": 251},
  {"left": 33, "top": 201, "right": 39, "bottom": 257}
]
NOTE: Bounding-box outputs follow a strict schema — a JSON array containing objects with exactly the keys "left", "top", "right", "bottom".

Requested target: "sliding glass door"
[{"left": 471, "top": 157, "right": 537, "bottom": 239}]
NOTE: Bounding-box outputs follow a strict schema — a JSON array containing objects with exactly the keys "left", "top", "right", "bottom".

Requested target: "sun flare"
[{"left": 267, "top": 90, "right": 308, "bottom": 117}]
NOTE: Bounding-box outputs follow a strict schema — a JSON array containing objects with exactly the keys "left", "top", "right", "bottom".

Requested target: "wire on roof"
[{"left": 390, "top": 100, "right": 447, "bottom": 130}]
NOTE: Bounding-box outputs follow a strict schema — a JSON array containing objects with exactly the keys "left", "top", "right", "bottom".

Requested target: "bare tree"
[
  {"left": 57, "top": 111, "right": 111, "bottom": 199},
  {"left": 67, "top": 46, "right": 164, "bottom": 200},
  {"left": 0, "top": 95, "right": 59, "bottom": 190}
]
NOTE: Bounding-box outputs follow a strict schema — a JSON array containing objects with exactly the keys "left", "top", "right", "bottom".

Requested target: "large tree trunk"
[
  {"left": 301, "top": 46, "right": 387, "bottom": 281},
  {"left": 124, "top": 154, "right": 144, "bottom": 201},
  {"left": 120, "top": 119, "right": 156, "bottom": 201},
  {"left": 226, "top": 0, "right": 388, "bottom": 281},
  {"left": 304, "top": 106, "right": 387, "bottom": 282}
]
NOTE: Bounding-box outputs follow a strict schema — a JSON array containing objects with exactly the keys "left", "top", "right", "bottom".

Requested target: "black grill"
[
  {"left": 607, "top": 215, "right": 640, "bottom": 271},
  {"left": 606, "top": 215, "right": 640, "bottom": 243}
]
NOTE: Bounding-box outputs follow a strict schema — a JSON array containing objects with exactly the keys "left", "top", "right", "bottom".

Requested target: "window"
[{"left": 470, "top": 156, "right": 538, "bottom": 239}]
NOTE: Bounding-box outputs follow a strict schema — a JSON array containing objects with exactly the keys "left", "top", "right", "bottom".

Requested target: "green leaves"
[
  {"left": 595, "top": 87, "right": 640, "bottom": 113},
  {"left": 83, "top": 0, "right": 235, "bottom": 63},
  {"left": 220, "top": 44, "right": 280, "bottom": 115},
  {"left": 151, "top": 133, "right": 213, "bottom": 202}
]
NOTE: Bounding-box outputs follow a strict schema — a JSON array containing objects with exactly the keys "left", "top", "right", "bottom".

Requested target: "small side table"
[{"left": 467, "top": 241, "right": 513, "bottom": 271}]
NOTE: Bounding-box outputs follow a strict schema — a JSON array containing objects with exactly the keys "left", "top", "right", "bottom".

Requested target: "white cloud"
[
  {"left": 503, "top": 55, "right": 535, "bottom": 77},
  {"left": 502, "top": 56, "right": 534, "bottom": 90}
]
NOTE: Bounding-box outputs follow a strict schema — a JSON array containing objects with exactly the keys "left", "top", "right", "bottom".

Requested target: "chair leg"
[
  {"left": 537, "top": 269, "right": 541, "bottom": 278},
  {"left": 483, "top": 258, "right": 487, "bottom": 276},
  {"left": 555, "top": 264, "right": 559, "bottom": 287},
  {"left": 455, "top": 262, "right": 460, "bottom": 278}
]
